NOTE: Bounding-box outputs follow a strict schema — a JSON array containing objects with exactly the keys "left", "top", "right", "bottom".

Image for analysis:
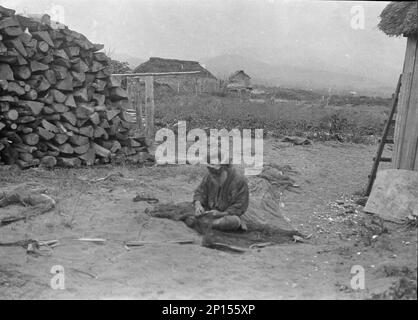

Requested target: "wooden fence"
[{"left": 112, "top": 71, "right": 201, "bottom": 142}]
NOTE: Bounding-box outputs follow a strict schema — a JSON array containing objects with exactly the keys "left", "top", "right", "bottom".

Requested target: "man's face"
[{"left": 208, "top": 167, "right": 228, "bottom": 186}]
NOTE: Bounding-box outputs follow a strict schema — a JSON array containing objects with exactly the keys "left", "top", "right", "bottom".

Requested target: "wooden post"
[
  {"left": 135, "top": 79, "right": 143, "bottom": 131},
  {"left": 128, "top": 78, "right": 141, "bottom": 131},
  {"left": 127, "top": 76, "right": 132, "bottom": 109},
  {"left": 393, "top": 36, "right": 418, "bottom": 171},
  {"left": 403, "top": 37, "right": 418, "bottom": 170},
  {"left": 145, "top": 75, "right": 155, "bottom": 140}
]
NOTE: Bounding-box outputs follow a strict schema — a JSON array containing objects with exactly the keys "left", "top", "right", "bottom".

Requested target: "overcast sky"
[{"left": 2, "top": 0, "right": 404, "bottom": 61}]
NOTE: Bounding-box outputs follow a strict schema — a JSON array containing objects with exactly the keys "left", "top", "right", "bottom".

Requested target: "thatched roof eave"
[
  {"left": 378, "top": 2, "right": 418, "bottom": 37},
  {"left": 133, "top": 57, "right": 216, "bottom": 79}
]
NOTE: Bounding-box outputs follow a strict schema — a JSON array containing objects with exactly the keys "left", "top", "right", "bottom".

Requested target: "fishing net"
[
  {"left": 148, "top": 163, "right": 302, "bottom": 249},
  {"left": 0, "top": 184, "right": 56, "bottom": 226}
]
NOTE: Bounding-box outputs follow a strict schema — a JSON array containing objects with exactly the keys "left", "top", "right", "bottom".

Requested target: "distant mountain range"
[
  {"left": 201, "top": 53, "right": 399, "bottom": 97},
  {"left": 113, "top": 44, "right": 404, "bottom": 97}
]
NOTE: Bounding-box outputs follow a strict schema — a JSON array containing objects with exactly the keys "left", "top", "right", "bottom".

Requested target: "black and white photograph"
[{"left": 0, "top": 0, "right": 417, "bottom": 302}]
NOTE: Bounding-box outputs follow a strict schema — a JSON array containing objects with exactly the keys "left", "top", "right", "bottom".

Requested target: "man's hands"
[
  {"left": 194, "top": 201, "right": 205, "bottom": 217},
  {"left": 205, "top": 209, "right": 227, "bottom": 218},
  {"left": 194, "top": 202, "right": 227, "bottom": 218}
]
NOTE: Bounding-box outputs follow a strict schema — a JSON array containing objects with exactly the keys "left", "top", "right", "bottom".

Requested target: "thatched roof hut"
[
  {"left": 378, "top": 2, "right": 418, "bottom": 171},
  {"left": 133, "top": 57, "right": 216, "bottom": 79},
  {"left": 133, "top": 57, "right": 218, "bottom": 94},
  {"left": 378, "top": 1, "right": 418, "bottom": 37},
  {"left": 227, "top": 70, "right": 252, "bottom": 90},
  {"left": 228, "top": 70, "right": 251, "bottom": 83}
]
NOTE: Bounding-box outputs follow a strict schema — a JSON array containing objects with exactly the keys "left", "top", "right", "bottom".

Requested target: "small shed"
[
  {"left": 379, "top": 2, "right": 418, "bottom": 171},
  {"left": 133, "top": 57, "right": 217, "bottom": 94},
  {"left": 226, "top": 70, "right": 252, "bottom": 97},
  {"left": 227, "top": 70, "right": 252, "bottom": 88}
]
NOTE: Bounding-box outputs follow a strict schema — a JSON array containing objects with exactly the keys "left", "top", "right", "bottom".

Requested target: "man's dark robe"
[{"left": 193, "top": 167, "right": 249, "bottom": 216}]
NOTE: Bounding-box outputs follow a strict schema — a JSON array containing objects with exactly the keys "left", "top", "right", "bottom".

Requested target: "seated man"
[{"left": 191, "top": 157, "right": 249, "bottom": 232}]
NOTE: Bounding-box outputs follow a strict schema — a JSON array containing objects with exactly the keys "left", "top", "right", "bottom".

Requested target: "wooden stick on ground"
[{"left": 125, "top": 239, "right": 195, "bottom": 247}]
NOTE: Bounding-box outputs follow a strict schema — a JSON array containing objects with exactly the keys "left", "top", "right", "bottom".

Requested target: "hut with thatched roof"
[
  {"left": 227, "top": 70, "right": 251, "bottom": 88},
  {"left": 226, "top": 70, "right": 252, "bottom": 97},
  {"left": 133, "top": 57, "right": 218, "bottom": 94},
  {"left": 378, "top": 1, "right": 418, "bottom": 171}
]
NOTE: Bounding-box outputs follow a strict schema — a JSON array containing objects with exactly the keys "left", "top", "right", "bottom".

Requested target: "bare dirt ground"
[{"left": 0, "top": 139, "right": 416, "bottom": 299}]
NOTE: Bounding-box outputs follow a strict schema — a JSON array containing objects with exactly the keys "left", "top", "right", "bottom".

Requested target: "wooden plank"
[
  {"left": 135, "top": 81, "right": 143, "bottom": 130},
  {"left": 415, "top": 141, "right": 418, "bottom": 171},
  {"left": 145, "top": 75, "right": 154, "bottom": 140},
  {"left": 364, "top": 169, "right": 418, "bottom": 222},
  {"left": 393, "top": 47, "right": 407, "bottom": 166},
  {"left": 127, "top": 77, "right": 132, "bottom": 113},
  {"left": 112, "top": 71, "right": 201, "bottom": 77},
  {"left": 394, "top": 72, "right": 412, "bottom": 168},
  {"left": 403, "top": 39, "right": 418, "bottom": 170},
  {"left": 127, "top": 78, "right": 142, "bottom": 131},
  {"left": 394, "top": 37, "right": 418, "bottom": 169}
]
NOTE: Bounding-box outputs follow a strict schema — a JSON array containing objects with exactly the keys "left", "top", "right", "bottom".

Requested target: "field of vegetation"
[
  {"left": 256, "top": 86, "right": 392, "bottom": 107},
  {"left": 154, "top": 93, "right": 391, "bottom": 144}
]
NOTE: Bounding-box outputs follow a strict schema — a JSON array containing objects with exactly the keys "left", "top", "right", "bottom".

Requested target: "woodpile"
[{"left": 0, "top": 6, "right": 152, "bottom": 168}]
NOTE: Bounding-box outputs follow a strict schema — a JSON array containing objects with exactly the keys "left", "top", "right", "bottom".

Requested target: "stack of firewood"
[{"left": 0, "top": 5, "right": 151, "bottom": 168}]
